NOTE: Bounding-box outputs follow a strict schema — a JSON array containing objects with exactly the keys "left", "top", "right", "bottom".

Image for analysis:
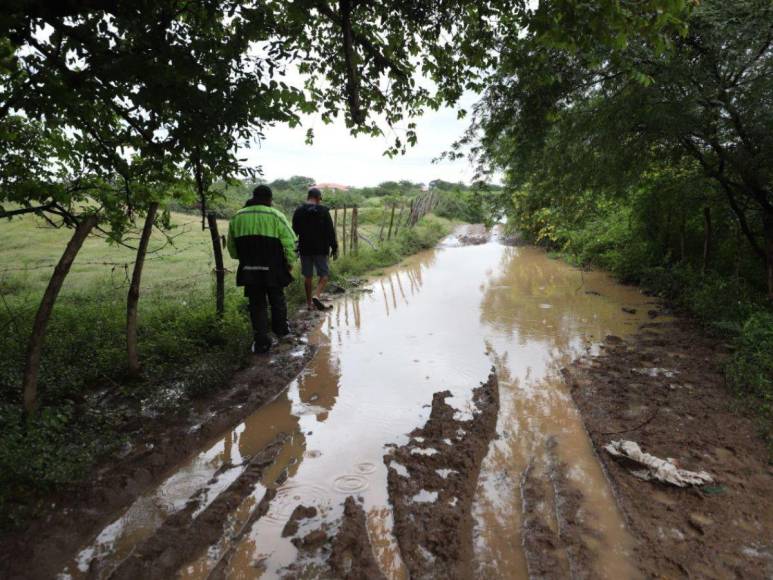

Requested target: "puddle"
[{"left": 62, "top": 236, "right": 657, "bottom": 579}]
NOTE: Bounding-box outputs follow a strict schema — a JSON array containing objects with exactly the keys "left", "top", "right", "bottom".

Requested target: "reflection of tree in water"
[{"left": 479, "top": 246, "right": 631, "bottom": 352}]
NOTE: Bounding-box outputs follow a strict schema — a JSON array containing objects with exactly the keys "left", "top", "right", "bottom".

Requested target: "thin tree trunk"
[
  {"left": 333, "top": 207, "right": 338, "bottom": 232},
  {"left": 387, "top": 204, "right": 396, "bottom": 240},
  {"left": 679, "top": 211, "right": 686, "bottom": 262},
  {"left": 408, "top": 199, "right": 415, "bottom": 227},
  {"left": 342, "top": 205, "right": 348, "bottom": 255},
  {"left": 207, "top": 213, "right": 225, "bottom": 318},
  {"left": 702, "top": 206, "right": 712, "bottom": 274},
  {"left": 22, "top": 214, "right": 98, "bottom": 415},
  {"left": 127, "top": 202, "right": 158, "bottom": 377}
]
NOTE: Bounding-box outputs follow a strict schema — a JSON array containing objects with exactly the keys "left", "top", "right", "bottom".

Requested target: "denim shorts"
[{"left": 300, "top": 254, "right": 329, "bottom": 277}]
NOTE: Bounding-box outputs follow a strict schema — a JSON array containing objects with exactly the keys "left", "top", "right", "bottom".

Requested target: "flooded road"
[{"left": 62, "top": 229, "right": 655, "bottom": 579}]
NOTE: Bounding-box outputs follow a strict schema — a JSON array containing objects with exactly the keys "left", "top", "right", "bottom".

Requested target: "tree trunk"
[
  {"left": 764, "top": 210, "right": 773, "bottom": 300},
  {"left": 679, "top": 211, "right": 686, "bottom": 262},
  {"left": 702, "top": 206, "right": 712, "bottom": 274},
  {"left": 127, "top": 202, "right": 158, "bottom": 377},
  {"left": 22, "top": 214, "right": 98, "bottom": 415},
  {"left": 207, "top": 213, "right": 225, "bottom": 319}
]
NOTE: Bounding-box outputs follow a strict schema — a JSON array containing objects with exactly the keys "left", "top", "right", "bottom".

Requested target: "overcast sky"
[{"left": 240, "top": 91, "right": 486, "bottom": 188}]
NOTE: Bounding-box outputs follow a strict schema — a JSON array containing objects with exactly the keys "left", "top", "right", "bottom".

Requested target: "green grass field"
[
  {"left": 0, "top": 205, "right": 408, "bottom": 306},
  {"left": 0, "top": 212, "right": 234, "bottom": 305}
]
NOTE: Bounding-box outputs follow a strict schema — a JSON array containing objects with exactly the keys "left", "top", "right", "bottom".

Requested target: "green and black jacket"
[{"left": 226, "top": 202, "right": 297, "bottom": 288}]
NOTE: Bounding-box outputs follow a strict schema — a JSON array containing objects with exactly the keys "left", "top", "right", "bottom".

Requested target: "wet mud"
[
  {"left": 384, "top": 372, "right": 499, "bottom": 579},
  {"left": 110, "top": 435, "right": 288, "bottom": 579},
  {"left": 566, "top": 320, "right": 773, "bottom": 578},
  {"left": 280, "top": 496, "right": 385, "bottom": 580},
  {"left": 0, "top": 325, "right": 314, "bottom": 580},
  {"left": 454, "top": 223, "right": 490, "bottom": 246}
]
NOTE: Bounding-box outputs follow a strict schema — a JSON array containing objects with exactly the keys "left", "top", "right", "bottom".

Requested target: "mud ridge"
[
  {"left": 520, "top": 459, "right": 570, "bottom": 579},
  {"left": 280, "top": 496, "right": 384, "bottom": 580},
  {"left": 0, "top": 325, "right": 316, "bottom": 580},
  {"left": 545, "top": 437, "right": 597, "bottom": 579},
  {"left": 565, "top": 320, "right": 773, "bottom": 578},
  {"left": 109, "top": 434, "right": 288, "bottom": 579},
  {"left": 455, "top": 224, "right": 490, "bottom": 246},
  {"left": 384, "top": 371, "right": 499, "bottom": 579}
]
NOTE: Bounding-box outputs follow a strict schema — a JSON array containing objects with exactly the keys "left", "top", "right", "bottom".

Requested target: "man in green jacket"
[{"left": 227, "top": 185, "right": 297, "bottom": 353}]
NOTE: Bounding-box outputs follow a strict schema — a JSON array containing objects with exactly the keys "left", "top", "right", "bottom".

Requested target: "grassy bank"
[{"left": 0, "top": 211, "right": 454, "bottom": 530}]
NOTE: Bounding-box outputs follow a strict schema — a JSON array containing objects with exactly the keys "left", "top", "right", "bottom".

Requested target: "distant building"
[{"left": 312, "top": 182, "right": 349, "bottom": 192}]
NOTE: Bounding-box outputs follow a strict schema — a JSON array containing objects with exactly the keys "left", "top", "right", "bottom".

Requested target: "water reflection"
[{"left": 473, "top": 245, "right": 651, "bottom": 579}]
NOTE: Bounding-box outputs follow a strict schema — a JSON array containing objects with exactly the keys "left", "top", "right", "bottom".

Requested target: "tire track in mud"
[
  {"left": 383, "top": 371, "right": 499, "bottom": 579},
  {"left": 108, "top": 434, "right": 288, "bottom": 580},
  {"left": 520, "top": 459, "right": 570, "bottom": 579}
]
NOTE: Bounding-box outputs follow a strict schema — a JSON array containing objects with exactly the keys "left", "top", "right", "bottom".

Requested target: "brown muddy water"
[{"left": 60, "top": 229, "right": 655, "bottom": 579}]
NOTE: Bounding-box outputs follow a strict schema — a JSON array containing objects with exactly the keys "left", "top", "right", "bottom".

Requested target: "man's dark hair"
[
  {"left": 252, "top": 184, "right": 273, "bottom": 204},
  {"left": 307, "top": 187, "right": 322, "bottom": 200}
]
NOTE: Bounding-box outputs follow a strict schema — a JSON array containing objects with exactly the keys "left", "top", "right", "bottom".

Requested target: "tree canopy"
[{"left": 463, "top": 0, "right": 773, "bottom": 295}]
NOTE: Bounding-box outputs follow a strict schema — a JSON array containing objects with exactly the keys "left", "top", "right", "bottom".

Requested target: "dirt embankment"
[
  {"left": 565, "top": 320, "right": 773, "bottom": 578},
  {"left": 0, "top": 320, "right": 317, "bottom": 580},
  {"left": 383, "top": 372, "right": 499, "bottom": 579}
]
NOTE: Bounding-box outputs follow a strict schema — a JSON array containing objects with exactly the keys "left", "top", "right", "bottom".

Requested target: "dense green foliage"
[{"left": 464, "top": 0, "right": 772, "bottom": 447}]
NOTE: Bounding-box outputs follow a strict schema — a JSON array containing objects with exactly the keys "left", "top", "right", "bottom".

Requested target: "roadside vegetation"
[{"left": 463, "top": 0, "right": 772, "bottom": 452}]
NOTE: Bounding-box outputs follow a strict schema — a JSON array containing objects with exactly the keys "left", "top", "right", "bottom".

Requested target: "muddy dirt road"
[{"left": 45, "top": 226, "right": 768, "bottom": 579}]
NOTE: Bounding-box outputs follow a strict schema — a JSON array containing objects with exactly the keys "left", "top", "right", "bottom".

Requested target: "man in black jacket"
[{"left": 292, "top": 187, "right": 338, "bottom": 310}]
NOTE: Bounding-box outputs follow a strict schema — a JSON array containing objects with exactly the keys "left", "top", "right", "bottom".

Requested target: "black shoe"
[
  {"left": 251, "top": 340, "right": 271, "bottom": 354},
  {"left": 312, "top": 297, "right": 330, "bottom": 311}
]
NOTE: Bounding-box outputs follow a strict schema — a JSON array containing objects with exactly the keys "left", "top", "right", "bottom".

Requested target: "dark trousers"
[{"left": 246, "top": 285, "right": 289, "bottom": 348}]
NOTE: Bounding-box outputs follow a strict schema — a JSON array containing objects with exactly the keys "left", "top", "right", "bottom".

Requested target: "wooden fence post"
[
  {"left": 342, "top": 205, "right": 348, "bottom": 255},
  {"left": 394, "top": 204, "right": 404, "bottom": 237},
  {"left": 351, "top": 207, "right": 359, "bottom": 254},
  {"left": 387, "top": 204, "right": 396, "bottom": 240},
  {"left": 378, "top": 204, "right": 388, "bottom": 241}
]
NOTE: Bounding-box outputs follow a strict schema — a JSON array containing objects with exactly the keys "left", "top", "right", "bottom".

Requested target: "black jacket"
[{"left": 292, "top": 203, "right": 338, "bottom": 256}]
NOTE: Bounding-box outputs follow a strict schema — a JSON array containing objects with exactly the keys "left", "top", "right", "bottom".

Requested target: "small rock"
[{"left": 688, "top": 512, "right": 713, "bottom": 534}]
